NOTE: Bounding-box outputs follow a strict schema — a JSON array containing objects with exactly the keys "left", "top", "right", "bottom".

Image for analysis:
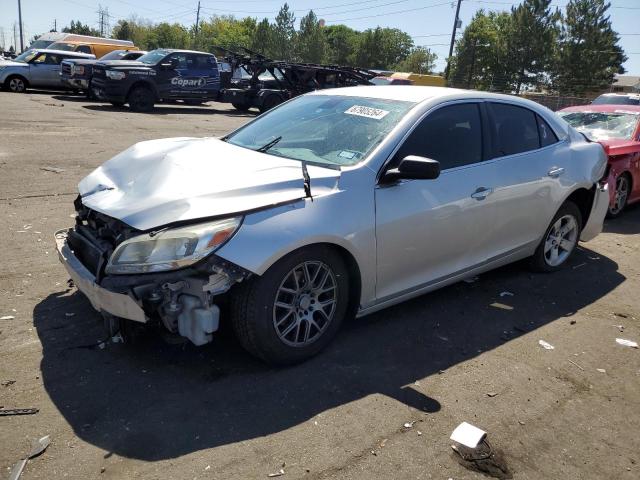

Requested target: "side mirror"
[{"left": 382, "top": 155, "right": 440, "bottom": 183}]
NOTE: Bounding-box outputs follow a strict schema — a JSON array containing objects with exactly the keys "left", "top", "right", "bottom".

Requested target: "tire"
[
  {"left": 231, "top": 246, "right": 350, "bottom": 365},
  {"left": 232, "top": 102, "right": 250, "bottom": 111},
  {"left": 530, "top": 201, "right": 582, "bottom": 272},
  {"left": 259, "top": 95, "right": 282, "bottom": 113},
  {"left": 606, "top": 173, "right": 631, "bottom": 218},
  {"left": 5, "top": 75, "right": 28, "bottom": 93},
  {"left": 110, "top": 101, "right": 125, "bottom": 108},
  {"left": 127, "top": 86, "right": 155, "bottom": 112}
]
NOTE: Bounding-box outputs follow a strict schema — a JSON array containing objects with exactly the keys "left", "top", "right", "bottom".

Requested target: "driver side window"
[
  {"left": 395, "top": 103, "right": 483, "bottom": 170},
  {"left": 167, "top": 53, "right": 188, "bottom": 69}
]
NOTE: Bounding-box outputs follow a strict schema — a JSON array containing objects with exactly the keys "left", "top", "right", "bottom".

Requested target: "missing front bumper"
[{"left": 55, "top": 229, "right": 147, "bottom": 322}]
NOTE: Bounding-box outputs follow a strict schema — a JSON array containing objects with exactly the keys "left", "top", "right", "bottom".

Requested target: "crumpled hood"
[
  {"left": 598, "top": 138, "right": 640, "bottom": 157},
  {"left": 78, "top": 137, "right": 341, "bottom": 230}
]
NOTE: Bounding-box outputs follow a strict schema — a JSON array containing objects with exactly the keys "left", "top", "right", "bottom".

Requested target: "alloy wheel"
[
  {"left": 543, "top": 214, "right": 578, "bottom": 267},
  {"left": 609, "top": 175, "right": 629, "bottom": 216},
  {"left": 272, "top": 261, "right": 338, "bottom": 347},
  {"left": 9, "top": 78, "right": 25, "bottom": 93}
]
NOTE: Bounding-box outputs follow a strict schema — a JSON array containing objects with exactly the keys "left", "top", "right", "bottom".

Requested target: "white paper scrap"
[
  {"left": 538, "top": 340, "right": 555, "bottom": 350},
  {"left": 616, "top": 338, "right": 639, "bottom": 348},
  {"left": 450, "top": 421, "right": 487, "bottom": 449}
]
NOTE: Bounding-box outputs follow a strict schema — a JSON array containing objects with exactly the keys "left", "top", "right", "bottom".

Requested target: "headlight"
[
  {"left": 72, "top": 65, "right": 85, "bottom": 75},
  {"left": 105, "top": 70, "right": 126, "bottom": 80},
  {"left": 105, "top": 217, "right": 242, "bottom": 274}
]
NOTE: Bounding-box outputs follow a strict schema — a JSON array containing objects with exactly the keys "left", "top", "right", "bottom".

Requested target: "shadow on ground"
[
  {"left": 34, "top": 246, "right": 624, "bottom": 460},
  {"left": 603, "top": 202, "right": 640, "bottom": 235}
]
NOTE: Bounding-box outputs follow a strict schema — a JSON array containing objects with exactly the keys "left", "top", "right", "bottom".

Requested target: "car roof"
[
  {"left": 311, "top": 85, "right": 549, "bottom": 107},
  {"left": 559, "top": 104, "right": 640, "bottom": 113},
  {"left": 31, "top": 48, "right": 95, "bottom": 58},
  {"left": 154, "top": 48, "right": 214, "bottom": 55}
]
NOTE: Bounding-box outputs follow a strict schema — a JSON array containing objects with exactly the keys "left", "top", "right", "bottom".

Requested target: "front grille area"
[
  {"left": 70, "top": 197, "right": 139, "bottom": 277},
  {"left": 61, "top": 62, "right": 72, "bottom": 76},
  {"left": 92, "top": 66, "right": 105, "bottom": 79}
]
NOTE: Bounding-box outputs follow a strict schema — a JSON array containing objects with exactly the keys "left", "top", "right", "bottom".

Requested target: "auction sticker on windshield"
[{"left": 345, "top": 105, "right": 389, "bottom": 120}]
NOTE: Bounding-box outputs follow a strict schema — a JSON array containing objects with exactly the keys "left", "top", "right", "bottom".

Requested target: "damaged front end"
[{"left": 55, "top": 198, "right": 251, "bottom": 346}]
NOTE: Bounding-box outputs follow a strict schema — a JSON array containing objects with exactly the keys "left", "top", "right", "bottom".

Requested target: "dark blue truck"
[{"left": 91, "top": 49, "right": 222, "bottom": 111}]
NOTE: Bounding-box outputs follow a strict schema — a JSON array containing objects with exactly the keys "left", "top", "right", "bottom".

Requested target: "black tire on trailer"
[{"left": 231, "top": 246, "right": 350, "bottom": 365}]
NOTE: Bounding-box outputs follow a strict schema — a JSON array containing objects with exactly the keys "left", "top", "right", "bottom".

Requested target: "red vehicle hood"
[{"left": 597, "top": 138, "right": 640, "bottom": 157}]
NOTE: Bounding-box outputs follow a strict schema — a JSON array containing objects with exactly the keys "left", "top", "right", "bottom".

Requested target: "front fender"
[{"left": 215, "top": 169, "right": 377, "bottom": 307}]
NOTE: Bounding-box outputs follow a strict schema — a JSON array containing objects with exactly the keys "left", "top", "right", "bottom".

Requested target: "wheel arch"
[
  {"left": 564, "top": 186, "right": 596, "bottom": 229},
  {"left": 237, "top": 240, "right": 363, "bottom": 319},
  {"left": 126, "top": 80, "right": 158, "bottom": 100},
  {"left": 4, "top": 73, "right": 29, "bottom": 89}
]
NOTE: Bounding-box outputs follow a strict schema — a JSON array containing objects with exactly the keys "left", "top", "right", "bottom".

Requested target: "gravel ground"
[{"left": 1, "top": 90, "right": 639, "bottom": 480}]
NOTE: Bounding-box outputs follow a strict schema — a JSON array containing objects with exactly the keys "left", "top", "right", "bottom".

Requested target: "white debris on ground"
[{"left": 538, "top": 340, "right": 555, "bottom": 350}]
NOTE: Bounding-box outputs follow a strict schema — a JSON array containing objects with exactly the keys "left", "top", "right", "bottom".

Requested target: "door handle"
[
  {"left": 548, "top": 167, "right": 565, "bottom": 178},
  {"left": 471, "top": 187, "right": 493, "bottom": 200}
]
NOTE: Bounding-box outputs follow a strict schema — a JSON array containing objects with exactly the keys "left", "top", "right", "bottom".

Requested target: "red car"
[{"left": 558, "top": 105, "right": 640, "bottom": 217}]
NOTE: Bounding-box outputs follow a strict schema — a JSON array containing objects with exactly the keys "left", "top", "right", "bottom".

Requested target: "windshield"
[
  {"left": 14, "top": 49, "right": 38, "bottom": 63},
  {"left": 225, "top": 94, "right": 416, "bottom": 167},
  {"left": 559, "top": 111, "right": 639, "bottom": 141},
  {"left": 137, "top": 49, "right": 169, "bottom": 65},
  {"left": 592, "top": 95, "right": 640, "bottom": 106},
  {"left": 99, "top": 50, "right": 127, "bottom": 61},
  {"left": 29, "top": 40, "right": 53, "bottom": 49},
  {"left": 48, "top": 42, "right": 77, "bottom": 51}
]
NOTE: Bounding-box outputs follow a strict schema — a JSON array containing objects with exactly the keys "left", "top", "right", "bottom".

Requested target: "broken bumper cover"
[
  {"left": 55, "top": 229, "right": 147, "bottom": 323},
  {"left": 580, "top": 182, "right": 609, "bottom": 242}
]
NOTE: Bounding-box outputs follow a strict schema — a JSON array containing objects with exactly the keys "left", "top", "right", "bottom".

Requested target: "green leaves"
[{"left": 449, "top": 0, "right": 626, "bottom": 96}]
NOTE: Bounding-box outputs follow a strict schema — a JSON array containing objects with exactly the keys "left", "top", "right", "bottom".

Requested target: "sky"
[{"left": 1, "top": 0, "right": 639, "bottom": 74}]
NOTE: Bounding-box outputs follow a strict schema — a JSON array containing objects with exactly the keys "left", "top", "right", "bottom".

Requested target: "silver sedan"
[
  {"left": 0, "top": 48, "right": 94, "bottom": 92},
  {"left": 55, "top": 86, "right": 609, "bottom": 364}
]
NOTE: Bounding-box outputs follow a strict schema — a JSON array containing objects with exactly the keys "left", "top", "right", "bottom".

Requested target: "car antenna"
[{"left": 301, "top": 160, "right": 313, "bottom": 201}]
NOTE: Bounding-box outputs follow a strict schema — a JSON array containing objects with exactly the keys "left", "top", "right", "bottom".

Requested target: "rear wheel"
[
  {"left": 127, "top": 86, "right": 155, "bottom": 112},
  {"left": 607, "top": 173, "right": 631, "bottom": 218},
  {"left": 5, "top": 75, "right": 27, "bottom": 93},
  {"left": 530, "top": 201, "right": 582, "bottom": 272},
  {"left": 231, "top": 246, "right": 349, "bottom": 365}
]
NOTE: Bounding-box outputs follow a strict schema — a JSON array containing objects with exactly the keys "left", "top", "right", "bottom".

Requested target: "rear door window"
[
  {"left": 537, "top": 114, "right": 558, "bottom": 147},
  {"left": 489, "top": 103, "right": 540, "bottom": 157},
  {"left": 76, "top": 45, "right": 92, "bottom": 54},
  {"left": 395, "top": 103, "right": 484, "bottom": 170}
]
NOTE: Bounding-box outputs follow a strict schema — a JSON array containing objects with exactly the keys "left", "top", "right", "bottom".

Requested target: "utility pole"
[
  {"left": 53, "top": 19, "right": 57, "bottom": 32},
  {"left": 17, "top": 0, "right": 24, "bottom": 52},
  {"left": 445, "top": 0, "right": 463, "bottom": 80},
  {"left": 13, "top": 22, "right": 18, "bottom": 51},
  {"left": 195, "top": 1, "right": 201, "bottom": 34}
]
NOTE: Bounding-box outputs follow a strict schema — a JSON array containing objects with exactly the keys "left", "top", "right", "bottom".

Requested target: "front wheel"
[
  {"left": 6, "top": 75, "right": 27, "bottom": 93},
  {"left": 530, "top": 201, "right": 582, "bottom": 272},
  {"left": 607, "top": 173, "right": 631, "bottom": 218},
  {"left": 231, "top": 246, "right": 349, "bottom": 365},
  {"left": 127, "top": 86, "right": 155, "bottom": 112}
]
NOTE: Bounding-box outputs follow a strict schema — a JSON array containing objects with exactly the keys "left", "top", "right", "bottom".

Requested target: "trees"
[
  {"left": 394, "top": 47, "right": 437, "bottom": 74},
  {"left": 506, "top": 0, "right": 560, "bottom": 93},
  {"left": 448, "top": 10, "right": 511, "bottom": 90},
  {"left": 449, "top": 0, "right": 626, "bottom": 95},
  {"left": 354, "top": 27, "right": 413, "bottom": 69},
  {"left": 324, "top": 25, "right": 359, "bottom": 65},
  {"left": 272, "top": 3, "right": 296, "bottom": 61},
  {"left": 552, "top": 0, "right": 626, "bottom": 95},
  {"left": 62, "top": 20, "right": 100, "bottom": 37},
  {"left": 297, "top": 10, "right": 327, "bottom": 63}
]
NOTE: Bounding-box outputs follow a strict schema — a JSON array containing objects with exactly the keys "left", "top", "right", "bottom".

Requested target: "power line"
[{"left": 325, "top": 1, "right": 451, "bottom": 23}]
